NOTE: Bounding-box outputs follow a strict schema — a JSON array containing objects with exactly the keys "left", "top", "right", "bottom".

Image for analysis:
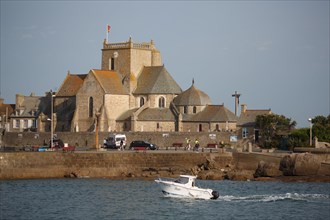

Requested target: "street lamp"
[
  {"left": 308, "top": 118, "right": 313, "bottom": 146},
  {"left": 50, "top": 90, "right": 55, "bottom": 148}
]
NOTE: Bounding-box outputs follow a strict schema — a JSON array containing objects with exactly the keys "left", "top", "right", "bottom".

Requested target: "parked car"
[
  {"left": 129, "top": 140, "right": 157, "bottom": 150},
  {"left": 104, "top": 134, "right": 127, "bottom": 149}
]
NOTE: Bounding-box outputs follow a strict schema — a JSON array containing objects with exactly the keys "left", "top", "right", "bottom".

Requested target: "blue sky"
[{"left": 1, "top": 1, "right": 329, "bottom": 128}]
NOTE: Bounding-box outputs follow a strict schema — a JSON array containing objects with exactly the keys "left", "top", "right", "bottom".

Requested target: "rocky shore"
[{"left": 106, "top": 153, "right": 330, "bottom": 183}]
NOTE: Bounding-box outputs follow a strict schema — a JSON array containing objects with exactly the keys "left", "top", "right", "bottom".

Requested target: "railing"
[{"left": 104, "top": 42, "right": 153, "bottom": 50}]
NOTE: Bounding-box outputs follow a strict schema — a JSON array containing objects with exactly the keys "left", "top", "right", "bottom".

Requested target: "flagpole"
[{"left": 106, "top": 24, "right": 109, "bottom": 43}]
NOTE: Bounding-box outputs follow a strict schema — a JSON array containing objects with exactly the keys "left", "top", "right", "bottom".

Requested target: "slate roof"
[
  {"left": 117, "top": 107, "right": 176, "bottom": 121},
  {"left": 92, "top": 69, "right": 129, "bottom": 95},
  {"left": 116, "top": 108, "right": 139, "bottom": 121},
  {"left": 11, "top": 96, "right": 49, "bottom": 118},
  {"left": 237, "top": 109, "right": 272, "bottom": 127},
  {"left": 134, "top": 66, "right": 182, "bottom": 95},
  {"left": 56, "top": 74, "right": 87, "bottom": 97},
  {"left": 183, "top": 105, "right": 237, "bottom": 122},
  {"left": 137, "top": 108, "right": 176, "bottom": 121},
  {"left": 173, "top": 84, "right": 212, "bottom": 106}
]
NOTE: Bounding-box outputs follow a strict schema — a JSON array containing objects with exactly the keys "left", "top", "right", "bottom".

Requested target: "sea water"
[{"left": 1, "top": 179, "right": 329, "bottom": 220}]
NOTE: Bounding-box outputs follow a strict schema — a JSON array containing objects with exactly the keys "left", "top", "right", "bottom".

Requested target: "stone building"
[
  {"left": 54, "top": 36, "right": 238, "bottom": 132},
  {"left": 9, "top": 93, "right": 51, "bottom": 132},
  {"left": 0, "top": 98, "right": 15, "bottom": 131},
  {"left": 5, "top": 35, "right": 276, "bottom": 136},
  {"left": 55, "top": 72, "right": 87, "bottom": 131},
  {"left": 237, "top": 104, "right": 272, "bottom": 141}
]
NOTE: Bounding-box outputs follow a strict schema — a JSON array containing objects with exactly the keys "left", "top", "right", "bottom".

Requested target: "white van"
[{"left": 105, "top": 134, "right": 127, "bottom": 149}]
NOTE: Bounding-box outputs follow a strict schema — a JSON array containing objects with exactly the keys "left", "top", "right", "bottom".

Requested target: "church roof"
[
  {"left": 134, "top": 66, "right": 182, "bottom": 95},
  {"left": 56, "top": 74, "right": 87, "bottom": 97},
  {"left": 116, "top": 107, "right": 175, "bottom": 121},
  {"left": 237, "top": 109, "right": 272, "bottom": 127},
  {"left": 91, "top": 69, "right": 129, "bottom": 95},
  {"left": 184, "top": 105, "right": 237, "bottom": 122},
  {"left": 137, "top": 108, "right": 175, "bottom": 121},
  {"left": 173, "top": 84, "right": 211, "bottom": 106}
]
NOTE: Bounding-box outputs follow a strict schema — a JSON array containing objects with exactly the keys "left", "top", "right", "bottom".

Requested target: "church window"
[
  {"left": 199, "top": 124, "right": 202, "bottom": 132},
  {"left": 109, "top": 58, "right": 115, "bottom": 70},
  {"left": 157, "top": 123, "right": 160, "bottom": 129},
  {"left": 184, "top": 106, "right": 188, "bottom": 114},
  {"left": 140, "top": 97, "right": 145, "bottom": 107},
  {"left": 89, "top": 97, "right": 93, "bottom": 118},
  {"left": 216, "top": 124, "right": 219, "bottom": 131},
  {"left": 159, "top": 97, "right": 165, "bottom": 108},
  {"left": 193, "top": 106, "right": 197, "bottom": 114}
]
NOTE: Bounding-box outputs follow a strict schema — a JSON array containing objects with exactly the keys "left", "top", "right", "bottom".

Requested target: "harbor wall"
[
  {"left": 1, "top": 131, "right": 236, "bottom": 149},
  {"left": 0, "top": 152, "right": 232, "bottom": 180},
  {"left": 1, "top": 151, "right": 329, "bottom": 180}
]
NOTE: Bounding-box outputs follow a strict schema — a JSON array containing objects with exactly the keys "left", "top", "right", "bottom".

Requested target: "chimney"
[{"left": 241, "top": 104, "right": 247, "bottom": 114}]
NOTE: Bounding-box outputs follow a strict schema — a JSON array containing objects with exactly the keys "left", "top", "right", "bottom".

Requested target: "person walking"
[
  {"left": 186, "top": 138, "right": 191, "bottom": 151},
  {"left": 120, "top": 139, "right": 124, "bottom": 151},
  {"left": 194, "top": 138, "right": 200, "bottom": 152}
]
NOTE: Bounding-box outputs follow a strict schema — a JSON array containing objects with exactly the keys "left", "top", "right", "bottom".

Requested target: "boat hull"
[{"left": 155, "top": 180, "right": 218, "bottom": 200}]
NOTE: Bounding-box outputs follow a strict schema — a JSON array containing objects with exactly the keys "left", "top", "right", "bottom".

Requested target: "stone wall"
[
  {"left": 0, "top": 151, "right": 232, "bottom": 180},
  {"left": 2, "top": 131, "right": 236, "bottom": 149}
]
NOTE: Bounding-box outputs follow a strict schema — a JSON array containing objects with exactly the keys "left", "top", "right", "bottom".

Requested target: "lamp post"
[
  {"left": 308, "top": 118, "right": 313, "bottom": 146},
  {"left": 95, "top": 112, "right": 101, "bottom": 149},
  {"left": 50, "top": 90, "right": 55, "bottom": 148}
]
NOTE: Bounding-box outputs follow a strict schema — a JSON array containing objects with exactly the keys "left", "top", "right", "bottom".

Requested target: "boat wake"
[{"left": 219, "top": 193, "right": 329, "bottom": 202}]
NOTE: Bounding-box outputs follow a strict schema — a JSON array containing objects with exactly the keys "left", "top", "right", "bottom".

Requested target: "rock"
[
  {"left": 254, "top": 160, "right": 282, "bottom": 178},
  {"left": 294, "top": 153, "right": 320, "bottom": 176},
  {"left": 280, "top": 154, "right": 296, "bottom": 176},
  {"left": 64, "top": 172, "right": 78, "bottom": 178},
  {"left": 225, "top": 170, "right": 254, "bottom": 181}
]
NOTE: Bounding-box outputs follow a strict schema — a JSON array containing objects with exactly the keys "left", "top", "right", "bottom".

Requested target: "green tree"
[
  {"left": 311, "top": 115, "right": 330, "bottom": 142},
  {"left": 288, "top": 128, "right": 309, "bottom": 149},
  {"left": 255, "top": 114, "right": 296, "bottom": 149}
]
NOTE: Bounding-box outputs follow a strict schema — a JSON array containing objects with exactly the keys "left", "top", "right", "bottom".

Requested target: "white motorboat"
[{"left": 155, "top": 175, "right": 219, "bottom": 200}]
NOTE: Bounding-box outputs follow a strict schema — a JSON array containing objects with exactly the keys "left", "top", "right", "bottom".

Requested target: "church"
[{"left": 53, "top": 36, "right": 238, "bottom": 132}]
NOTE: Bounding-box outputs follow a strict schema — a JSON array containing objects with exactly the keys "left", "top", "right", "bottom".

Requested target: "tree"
[
  {"left": 311, "top": 115, "right": 330, "bottom": 142},
  {"left": 255, "top": 114, "right": 296, "bottom": 149}
]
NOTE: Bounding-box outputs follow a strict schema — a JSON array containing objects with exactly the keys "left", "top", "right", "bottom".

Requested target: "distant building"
[
  {"left": 10, "top": 36, "right": 263, "bottom": 133},
  {"left": 237, "top": 104, "right": 272, "bottom": 142},
  {"left": 0, "top": 98, "right": 15, "bottom": 131},
  {"left": 9, "top": 93, "right": 51, "bottom": 132}
]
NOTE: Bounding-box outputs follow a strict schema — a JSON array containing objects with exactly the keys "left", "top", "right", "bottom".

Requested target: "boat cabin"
[{"left": 175, "top": 175, "right": 197, "bottom": 187}]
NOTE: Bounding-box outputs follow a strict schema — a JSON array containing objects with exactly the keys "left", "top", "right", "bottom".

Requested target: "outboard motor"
[{"left": 211, "top": 191, "right": 219, "bottom": 200}]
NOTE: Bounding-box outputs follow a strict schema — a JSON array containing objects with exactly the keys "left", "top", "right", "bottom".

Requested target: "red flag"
[{"left": 107, "top": 25, "right": 111, "bottom": 33}]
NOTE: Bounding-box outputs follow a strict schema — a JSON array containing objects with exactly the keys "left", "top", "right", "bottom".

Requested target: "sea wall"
[
  {"left": 1, "top": 151, "right": 329, "bottom": 181},
  {"left": 1, "top": 131, "right": 236, "bottom": 149},
  {"left": 0, "top": 151, "right": 232, "bottom": 180}
]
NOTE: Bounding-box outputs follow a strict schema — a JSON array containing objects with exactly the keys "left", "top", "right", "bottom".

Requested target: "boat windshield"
[{"left": 175, "top": 177, "right": 189, "bottom": 184}]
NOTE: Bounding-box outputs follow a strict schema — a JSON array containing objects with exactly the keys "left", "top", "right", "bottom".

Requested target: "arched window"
[
  {"left": 184, "top": 106, "right": 188, "bottom": 114},
  {"left": 193, "top": 106, "right": 197, "bottom": 114},
  {"left": 140, "top": 97, "right": 145, "bottom": 107},
  {"left": 89, "top": 97, "right": 93, "bottom": 118},
  {"left": 199, "top": 124, "right": 203, "bottom": 132},
  {"left": 159, "top": 96, "right": 165, "bottom": 108},
  {"left": 109, "top": 58, "right": 115, "bottom": 70},
  {"left": 216, "top": 124, "right": 219, "bottom": 131}
]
